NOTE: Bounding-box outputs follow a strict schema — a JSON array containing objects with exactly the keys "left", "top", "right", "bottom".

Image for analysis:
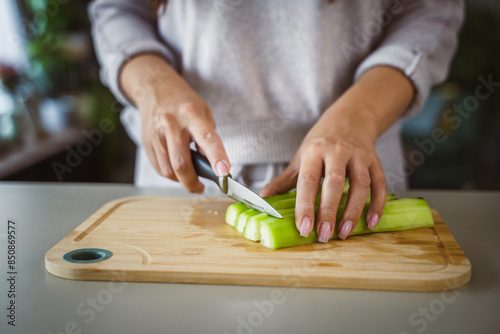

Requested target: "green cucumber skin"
[
  {"left": 241, "top": 193, "right": 395, "bottom": 242},
  {"left": 225, "top": 203, "right": 250, "bottom": 226},
  {"left": 234, "top": 209, "right": 259, "bottom": 232},
  {"left": 226, "top": 178, "right": 392, "bottom": 231},
  {"left": 343, "top": 179, "right": 349, "bottom": 193},
  {"left": 243, "top": 208, "right": 295, "bottom": 241},
  {"left": 233, "top": 191, "right": 298, "bottom": 232},
  {"left": 260, "top": 198, "right": 434, "bottom": 250},
  {"left": 273, "top": 198, "right": 296, "bottom": 210},
  {"left": 332, "top": 198, "right": 434, "bottom": 238},
  {"left": 225, "top": 190, "right": 296, "bottom": 226},
  {"left": 260, "top": 215, "right": 317, "bottom": 249}
]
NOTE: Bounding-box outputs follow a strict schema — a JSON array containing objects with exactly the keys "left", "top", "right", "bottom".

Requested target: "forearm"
[
  {"left": 119, "top": 54, "right": 189, "bottom": 107},
  {"left": 319, "top": 66, "right": 415, "bottom": 143}
]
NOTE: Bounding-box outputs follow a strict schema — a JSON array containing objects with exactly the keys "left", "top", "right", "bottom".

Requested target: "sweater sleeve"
[
  {"left": 88, "top": 0, "right": 176, "bottom": 105},
  {"left": 354, "top": 0, "right": 465, "bottom": 117}
]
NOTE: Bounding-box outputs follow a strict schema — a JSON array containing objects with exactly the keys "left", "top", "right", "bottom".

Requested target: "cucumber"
[
  {"left": 259, "top": 198, "right": 434, "bottom": 250},
  {"left": 226, "top": 178, "right": 401, "bottom": 249},
  {"left": 242, "top": 193, "right": 395, "bottom": 242}
]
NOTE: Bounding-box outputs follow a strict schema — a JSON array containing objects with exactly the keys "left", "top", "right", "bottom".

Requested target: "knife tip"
[{"left": 271, "top": 212, "right": 283, "bottom": 219}]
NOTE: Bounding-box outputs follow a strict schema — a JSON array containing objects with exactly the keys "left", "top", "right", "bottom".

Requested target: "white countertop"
[{"left": 0, "top": 183, "right": 498, "bottom": 334}]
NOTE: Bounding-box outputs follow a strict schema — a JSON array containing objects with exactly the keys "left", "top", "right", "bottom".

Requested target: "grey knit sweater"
[{"left": 89, "top": 0, "right": 464, "bottom": 188}]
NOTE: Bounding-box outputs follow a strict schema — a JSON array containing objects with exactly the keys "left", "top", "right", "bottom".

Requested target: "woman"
[{"left": 89, "top": 0, "right": 464, "bottom": 243}]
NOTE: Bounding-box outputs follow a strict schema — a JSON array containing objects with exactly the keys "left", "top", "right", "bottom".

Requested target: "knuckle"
[
  {"left": 308, "top": 138, "right": 328, "bottom": 153},
  {"left": 333, "top": 140, "right": 352, "bottom": 153},
  {"left": 199, "top": 128, "right": 218, "bottom": 144},
  {"left": 158, "top": 114, "right": 177, "bottom": 131},
  {"left": 318, "top": 205, "right": 337, "bottom": 219},
  {"left": 324, "top": 169, "right": 345, "bottom": 185},
  {"left": 159, "top": 112, "right": 175, "bottom": 123},
  {"left": 299, "top": 171, "right": 319, "bottom": 184},
  {"left": 354, "top": 146, "right": 366, "bottom": 155},
  {"left": 352, "top": 173, "right": 371, "bottom": 187},
  {"left": 179, "top": 102, "right": 200, "bottom": 119},
  {"left": 171, "top": 155, "right": 189, "bottom": 174},
  {"left": 374, "top": 177, "right": 387, "bottom": 190}
]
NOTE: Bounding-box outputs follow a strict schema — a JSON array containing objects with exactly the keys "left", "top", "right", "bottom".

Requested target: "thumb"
[{"left": 260, "top": 162, "right": 299, "bottom": 197}]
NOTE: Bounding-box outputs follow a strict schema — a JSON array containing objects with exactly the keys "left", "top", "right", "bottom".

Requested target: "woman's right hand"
[{"left": 120, "top": 54, "right": 230, "bottom": 193}]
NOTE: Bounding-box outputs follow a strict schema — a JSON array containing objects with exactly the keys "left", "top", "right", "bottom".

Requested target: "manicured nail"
[
  {"left": 300, "top": 217, "right": 312, "bottom": 237},
  {"left": 367, "top": 213, "right": 380, "bottom": 230},
  {"left": 216, "top": 161, "right": 229, "bottom": 177},
  {"left": 338, "top": 220, "right": 353, "bottom": 240},
  {"left": 318, "top": 222, "right": 332, "bottom": 243}
]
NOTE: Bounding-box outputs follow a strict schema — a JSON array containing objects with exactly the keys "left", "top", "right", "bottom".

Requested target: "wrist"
[
  {"left": 322, "top": 103, "right": 379, "bottom": 145},
  {"left": 320, "top": 66, "right": 414, "bottom": 143},
  {"left": 120, "top": 53, "right": 180, "bottom": 106}
]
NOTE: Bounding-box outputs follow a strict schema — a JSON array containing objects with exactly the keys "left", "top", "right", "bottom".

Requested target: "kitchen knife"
[{"left": 190, "top": 149, "right": 283, "bottom": 219}]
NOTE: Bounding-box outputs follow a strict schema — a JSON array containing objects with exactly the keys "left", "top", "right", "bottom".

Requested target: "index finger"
[{"left": 187, "top": 114, "right": 230, "bottom": 178}]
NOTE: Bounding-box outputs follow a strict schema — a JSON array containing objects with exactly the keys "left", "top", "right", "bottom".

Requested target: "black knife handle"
[{"left": 190, "top": 149, "right": 219, "bottom": 184}]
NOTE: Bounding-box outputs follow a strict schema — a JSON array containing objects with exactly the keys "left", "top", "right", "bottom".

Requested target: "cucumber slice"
[
  {"left": 225, "top": 203, "right": 250, "bottom": 226},
  {"left": 243, "top": 208, "right": 295, "bottom": 241}
]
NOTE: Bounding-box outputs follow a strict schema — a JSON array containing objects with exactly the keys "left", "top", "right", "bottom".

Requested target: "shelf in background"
[{"left": 0, "top": 128, "right": 84, "bottom": 179}]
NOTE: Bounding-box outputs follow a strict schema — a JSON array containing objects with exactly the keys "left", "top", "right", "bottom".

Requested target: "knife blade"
[{"left": 190, "top": 150, "right": 283, "bottom": 218}]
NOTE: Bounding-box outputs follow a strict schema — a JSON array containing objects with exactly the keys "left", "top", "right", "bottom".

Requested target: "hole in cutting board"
[{"left": 63, "top": 248, "right": 112, "bottom": 263}]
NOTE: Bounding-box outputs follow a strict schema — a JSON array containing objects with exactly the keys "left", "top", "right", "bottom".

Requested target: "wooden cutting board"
[{"left": 45, "top": 196, "right": 471, "bottom": 291}]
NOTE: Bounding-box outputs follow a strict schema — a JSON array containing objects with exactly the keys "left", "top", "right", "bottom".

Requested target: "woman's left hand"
[
  {"left": 260, "top": 106, "right": 387, "bottom": 243},
  {"left": 260, "top": 66, "right": 415, "bottom": 243}
]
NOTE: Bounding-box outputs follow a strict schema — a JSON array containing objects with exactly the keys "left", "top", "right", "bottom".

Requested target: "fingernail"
[
  {"left": 216, "top": 161, "right": 229, "bottom": 177},
  {"left": 338, "top": 220, "right": 353, "bottom": 240},
  {"left": 367, "top": 213, "right": 380, "bottom": 230},
  {"left": 300, "top": 217, "right": 312, "bottom": 237},
  {"left": 318, "top": 222, "right": 332, "bottom": 243}
]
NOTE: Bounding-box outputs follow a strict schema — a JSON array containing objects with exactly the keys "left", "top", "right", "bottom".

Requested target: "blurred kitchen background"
[{"left": 0, "top": 0, "right": 499, "bottom": 189}]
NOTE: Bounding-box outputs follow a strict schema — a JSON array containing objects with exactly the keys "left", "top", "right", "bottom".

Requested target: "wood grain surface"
[{"left": 45, "top": 196, "right": 471, "bottom": 291}]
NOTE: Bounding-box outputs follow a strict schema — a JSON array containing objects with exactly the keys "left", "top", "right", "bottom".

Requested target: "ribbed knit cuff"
[{"left": 354, "top": 45, "right": 430, "bottom": 118}]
